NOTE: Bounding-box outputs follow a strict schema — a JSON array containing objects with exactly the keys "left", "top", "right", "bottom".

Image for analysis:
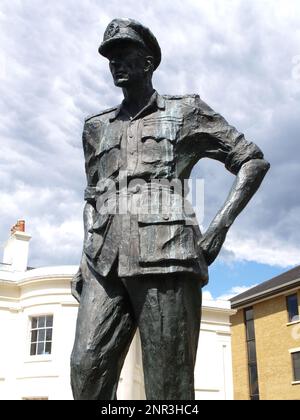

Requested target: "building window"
[
  {"left": 292, "top": 352, "right": 300, "bottom": 382},
  {"left": 244, "top": 307, "right": 260, "bottom": 400},
  {"left": 30, "top": 315, "right": 53, "bottom": 356},
  {"left": 286, "top": 294, "right": 299, "bottom": 323}
]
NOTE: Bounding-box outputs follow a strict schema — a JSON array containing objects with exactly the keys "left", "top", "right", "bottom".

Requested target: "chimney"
[
  {"left": 11, "top": 220, "right": 25, "bottom": 234},
  {"left": 3, "top": 220, "right": 31, "bottom": 272}
]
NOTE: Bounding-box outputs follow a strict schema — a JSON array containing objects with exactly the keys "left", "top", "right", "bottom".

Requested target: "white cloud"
[
  {"left": 217, "top": 284, "right": 258, "bottom": 301},
  {"left": 224, "top": 232, "right": 300, "bottom": 268},
  {"left": 0, "top": 183, "right": 83, "bottom": 267},
  {"left": 202, "top": 291, "right": 214, "bottom": 301},
  {"left": 33, "top": 218, "right": 83, "bottom": 267}
]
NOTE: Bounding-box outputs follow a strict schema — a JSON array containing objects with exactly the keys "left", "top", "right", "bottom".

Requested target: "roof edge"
[{"left": 231, "top": 278, "right": 300, "bottom": 309}]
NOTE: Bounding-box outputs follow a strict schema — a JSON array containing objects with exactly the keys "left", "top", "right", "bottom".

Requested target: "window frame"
[
  {"left": 286, "top": 294, "right": 299, "bottom": 324},
  {"left": 291, "top": 351, "right": 300, "bottom": 382},
  {"left": 244, "top": 307, "right": 260, "bottom": 400},
  {"left": 29, "top": 315, "right": 54, "bottom": 357}
]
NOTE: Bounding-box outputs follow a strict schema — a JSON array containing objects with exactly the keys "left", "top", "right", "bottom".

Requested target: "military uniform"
[
  {"left": 82, "top": 91, "right": 262, "bottom": 282},
  {"left": 71, "top": 19, "right": 265, "bottom": 401}
]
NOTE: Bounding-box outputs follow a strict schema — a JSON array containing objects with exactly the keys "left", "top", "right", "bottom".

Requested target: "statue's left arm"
[
  {"left": 199, "top": 158, "right": 270, "bottom": 265},
  {"left": 185, "top": 96, "right": 270, "bottom": 265}
]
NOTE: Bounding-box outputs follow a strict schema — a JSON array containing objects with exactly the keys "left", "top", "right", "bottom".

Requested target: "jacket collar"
[{"left": 109, "top": 91, "right": 165, "bottom": 122}]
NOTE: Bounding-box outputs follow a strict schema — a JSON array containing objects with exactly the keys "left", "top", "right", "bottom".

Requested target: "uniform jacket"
[{"left": 81, "top": 91, "right": 263, "bottom": 286}]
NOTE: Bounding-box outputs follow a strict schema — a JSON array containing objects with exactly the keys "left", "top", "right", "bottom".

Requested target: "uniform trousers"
[{"left": 70, "top": 256, "right": 202, "bottom": 400}]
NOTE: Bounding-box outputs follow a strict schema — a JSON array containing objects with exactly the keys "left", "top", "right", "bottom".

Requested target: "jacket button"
[{"left": 163, "top": 214, "right": 169, "bottom": 220}]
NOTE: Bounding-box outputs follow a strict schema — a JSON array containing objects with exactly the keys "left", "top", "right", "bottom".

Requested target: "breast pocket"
[
  {"left": 141, "top": 117, "right": 183, "bottom": 164},
  {"left": 98, "top": 147, "right": 120, "bottom": 179}
]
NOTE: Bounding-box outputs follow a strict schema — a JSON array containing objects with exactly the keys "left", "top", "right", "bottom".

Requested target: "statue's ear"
[{"left": 145, "top": 55, "right": 154, "bottom": 74}]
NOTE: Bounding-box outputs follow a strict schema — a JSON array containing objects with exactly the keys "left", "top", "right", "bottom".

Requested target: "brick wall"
[{"left": 231, "top": 289, "right": 300, "bottom": 400}]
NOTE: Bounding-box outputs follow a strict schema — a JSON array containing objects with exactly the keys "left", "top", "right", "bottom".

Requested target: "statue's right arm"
[
  {"left": 71, "top": 120, "right": 97, "bottom": 302},
  {"left": 71, "top": 201, "right": 95, "bottom": 302}
]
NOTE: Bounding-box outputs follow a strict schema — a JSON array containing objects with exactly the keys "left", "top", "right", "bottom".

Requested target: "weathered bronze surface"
[{"left": 70, "top": 18, "right": 270, "bottom": 400}]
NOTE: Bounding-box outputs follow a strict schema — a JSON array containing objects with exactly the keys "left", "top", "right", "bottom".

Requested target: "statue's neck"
[{"left": 122, "top": 81, "right": 154, "bottom": 117}]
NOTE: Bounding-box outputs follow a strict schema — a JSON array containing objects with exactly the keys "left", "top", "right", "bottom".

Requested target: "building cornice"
[
  {"left": 0, "top": 266, "right": 78, "bottom": 286},
  {"left": 202, "top": 306, "right": 236, "bottom": 316},
  {"left": 231, "top": 278, "right": 300, "bottom": 309},
  {"left": 202, "top": 299, "right": 235, "bottom": 316}
]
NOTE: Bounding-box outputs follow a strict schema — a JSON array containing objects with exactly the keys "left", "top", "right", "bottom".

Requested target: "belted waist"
[{"left": 86, "top": 181, "right": 196, "bottom": 222}]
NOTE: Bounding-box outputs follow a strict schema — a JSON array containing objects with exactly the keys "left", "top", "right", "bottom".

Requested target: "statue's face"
[{"left": 107, "top": 42, "right": 150, "bottom": 88}]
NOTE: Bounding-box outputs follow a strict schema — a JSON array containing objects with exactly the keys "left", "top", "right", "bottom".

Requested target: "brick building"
[{"left": 230, "top": 266, "right": 300, "bottom": 400}]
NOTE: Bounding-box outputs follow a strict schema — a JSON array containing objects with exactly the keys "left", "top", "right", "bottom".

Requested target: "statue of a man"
[{"left": 70, "top": 18, "right": 269, "bottom": 400}]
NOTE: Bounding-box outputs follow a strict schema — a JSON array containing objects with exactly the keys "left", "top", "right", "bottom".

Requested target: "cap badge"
[{"left": 104, "top": 22, "right": 120, "bottom": 40}]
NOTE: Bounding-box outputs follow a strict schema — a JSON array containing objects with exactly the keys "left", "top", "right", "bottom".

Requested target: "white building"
[{"left": 0, "top": 222, "right": 235, "bottom": 400}]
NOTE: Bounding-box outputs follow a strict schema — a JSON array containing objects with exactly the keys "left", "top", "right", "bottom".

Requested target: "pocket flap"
[
  {"left": 141, "top": 119, "right": 182, "bottom": 142},
  {"left": 138, "top": 212, "right": 186, "bottom": 224},
  {"left": 95, "top": 123, "right": 122, "bottom": 156},
  {"left": 95, "top": 134, "right": 121, "bottom": 156}
]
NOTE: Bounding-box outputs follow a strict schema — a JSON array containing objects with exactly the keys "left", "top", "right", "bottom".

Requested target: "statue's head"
[{"left": 98, "top": 18, "right": 161, "bottom": 88}]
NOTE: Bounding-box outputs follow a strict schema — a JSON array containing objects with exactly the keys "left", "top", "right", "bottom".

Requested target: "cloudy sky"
[{"left": 1, "top": 0, "right": 300, "bottom": 299}]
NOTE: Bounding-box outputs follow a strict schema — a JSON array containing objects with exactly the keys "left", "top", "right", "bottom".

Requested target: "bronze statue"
[{"left": 70, "top": 18, "right": 270, "bottom": 400}]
